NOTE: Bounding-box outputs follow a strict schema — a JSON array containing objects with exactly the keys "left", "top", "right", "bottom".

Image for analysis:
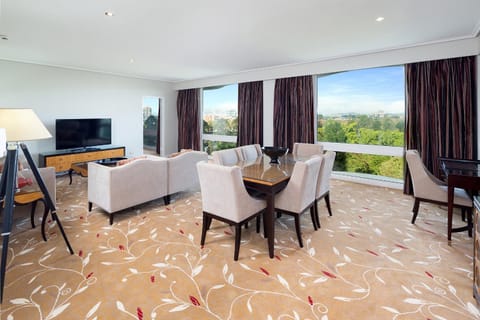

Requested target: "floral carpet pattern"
[{"left": 1, "top": 175, "right": 479, "bottom": 319}]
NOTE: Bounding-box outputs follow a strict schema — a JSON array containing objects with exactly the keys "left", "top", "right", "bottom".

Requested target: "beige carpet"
[{"left": 1, "top": 175, "right": 479, "bottom": 319}]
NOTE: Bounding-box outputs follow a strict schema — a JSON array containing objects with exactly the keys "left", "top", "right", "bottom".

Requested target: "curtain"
[
  {"left": 156, "top": 98, "right": 161, "bottom": 154},
  {"left": 237, "top": 81, "right": 263, "bottom": 146},
  {"left": 177, "top": 88, "right": 201, "bottom": 151},
  {"left": 404, "top": 56, "right": 477, "bottom": 194},
  {"left": 273, "top": 75, "right": 314, "bottom": 152}
]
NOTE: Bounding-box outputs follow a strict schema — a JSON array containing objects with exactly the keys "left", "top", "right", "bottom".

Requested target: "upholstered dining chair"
[
  {"left": 196, "top": 162, "right": 266, "bottom": 260},
  {"left": 405, "top": 149, "right": 473, "bottom": 233},
  {"left": 238, "top": 144, "right": 262, "bottom": 162},
  {"left": 274, "top": 156, "right": 322, "bottom": 248},
  {"left": 211, "top": 148, "right": 241, "bottom": 166},
  {"left": 314, "top": 151, "right": 336, "bottom": 226},
  {"left": 292, "top": 142, "right": 324, "bottom": 160}
]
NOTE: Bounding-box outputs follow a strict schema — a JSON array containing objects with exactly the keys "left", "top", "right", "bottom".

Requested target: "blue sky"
[
  {"left": 318, "top": 66, "right": 405, "bottom": 115},
  {"left": 202, "top": 65, "right": 405, "bottom": 115}
]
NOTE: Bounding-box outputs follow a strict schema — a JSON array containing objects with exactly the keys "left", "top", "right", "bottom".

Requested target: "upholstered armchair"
[
  {"left": 196, "top": 162, "right": 266, "bottom": 260},
  {"left": 292, "top": 143, "right": 324, "bottom": 159},
  {"left": 274, "top": 156, "right": 322, "bottom": 247},
  {"left": 405, "top": 149, "right": 472, "bottom": 229}
]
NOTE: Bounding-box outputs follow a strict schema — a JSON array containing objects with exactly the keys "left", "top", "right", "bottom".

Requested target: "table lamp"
[{"left": 0, "top": 108, "right": 74, "bottom": 303}]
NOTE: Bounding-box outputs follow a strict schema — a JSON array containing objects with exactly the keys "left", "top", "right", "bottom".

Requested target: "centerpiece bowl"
[{"left": 262, "top": 146, "right": 289, "bottom": 164}]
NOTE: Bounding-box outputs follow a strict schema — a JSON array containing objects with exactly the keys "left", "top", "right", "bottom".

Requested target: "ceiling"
[{"left": 1, "top": 0, "right": 479, "bottom": 83}]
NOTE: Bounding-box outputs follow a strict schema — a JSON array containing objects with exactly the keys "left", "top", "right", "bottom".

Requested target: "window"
[
  {"left": 317, "top": 66, "right": 405, "bottom": 180},
  {"left": 143, "top": 96, "right": 160, "bottom": 154},
  {"left": 202, "top": 84, "right": 238, "bottom": 154}
]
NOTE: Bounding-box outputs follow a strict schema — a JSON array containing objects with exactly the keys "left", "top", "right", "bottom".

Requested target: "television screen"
[{"left": 55, "top": 118, "right": 112, "bottom": 150}]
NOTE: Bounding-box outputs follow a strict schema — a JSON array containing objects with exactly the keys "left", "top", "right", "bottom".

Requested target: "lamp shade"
[
  {"left": 0, "top": 128, "right": 6, "bottom": 157},
  {"left": 0, "top": 108, "right": 52, "bottom": 142}
]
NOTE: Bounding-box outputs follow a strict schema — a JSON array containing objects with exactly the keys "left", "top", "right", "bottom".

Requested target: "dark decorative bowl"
[{"left": 262, "top": 146, "right": 289, "bottom": 164}]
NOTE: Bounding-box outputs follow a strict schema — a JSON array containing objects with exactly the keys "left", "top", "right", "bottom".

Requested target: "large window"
[
  {"left": 202, "top": 84, "right": 238, "bottom": 154},
  {"left": 317, "top": 66, "right": 405, "bottom": 179}
]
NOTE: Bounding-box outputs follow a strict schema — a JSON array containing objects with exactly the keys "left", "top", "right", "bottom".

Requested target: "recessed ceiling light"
[
  {"left": 129, "top": 58, "right": 135, "bottom": 64},
  {"left": 104, "top": 11, "right": 114, "bottom": 17},
  {"left": 376, "top": 17, "right": 385, "bottom": 22},
  {"left": 0, "top": 34, "right": 8, "bottom": 40}
]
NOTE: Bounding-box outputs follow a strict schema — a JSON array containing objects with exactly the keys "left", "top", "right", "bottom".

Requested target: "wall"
[{"left": 0, "top": 60, "right": 178, "bottom": 163}]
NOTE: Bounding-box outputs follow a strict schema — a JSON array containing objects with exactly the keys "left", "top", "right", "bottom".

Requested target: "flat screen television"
[{"left": 55, "top": 118, "right": 112, "bottom": 150}]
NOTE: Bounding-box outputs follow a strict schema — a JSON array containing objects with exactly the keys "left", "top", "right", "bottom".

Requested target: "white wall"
[{"left": 0, "top": 60, "right": 178, "bottom": 163}]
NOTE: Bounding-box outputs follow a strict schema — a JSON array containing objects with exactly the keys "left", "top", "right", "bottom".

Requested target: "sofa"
[{"left": 87, "top": 151, "right": 208, "bottom": 224}]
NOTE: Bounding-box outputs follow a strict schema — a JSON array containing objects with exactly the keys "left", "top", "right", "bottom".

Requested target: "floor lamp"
[{"left": 0, "top": 108, "right": 74, "bottom": 303}]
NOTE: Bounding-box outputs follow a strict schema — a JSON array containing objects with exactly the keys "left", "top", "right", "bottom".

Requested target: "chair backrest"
[
  {"left": 196, "top": 162, "right": 258, "bottom": 222},
  {"left": 292, "top": 143, "right": 324, "bottom": 159},
  {"left": 211, "top": 148, "right": 240, "bottom": 166},
  {"left": 316, "top": 151, "right": 336, "bottom": 198},
  {"left": 277, "top": 156, "right": 322, "bottom": 213},
  {"left": 405, "top": 149, "right": 446, "bottom": 201},
  {"left": 239, "top": 144, "right": 262, "bottom": 162}
]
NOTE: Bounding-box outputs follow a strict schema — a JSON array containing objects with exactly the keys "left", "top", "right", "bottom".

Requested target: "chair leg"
[
  {"left": 109, "top": 214, "right": 114, "bottom": 225},
  {"left": 294, "top": 215, "right": 303, "bottom": 248},
  {"left": 462, "top": 209, "right": 466, "bottom": 222},
  {"left": 467, "top": 208, "right": 473, "bottom": 238},
  {"left": 411, "top": 198, "right": 420, "bottom": 224},
  {"left": 41, "top": 203, "right": 49, "bottom": 242},
  {"left": 256, "top": 215, "right": 261, "bottom": 234},
  {"left": 30, "top": 200, "right": 38, "bottom": 229},
  {"left": 88, "top": 202, "right": 93, "bottom": 212},
  {"left": 325, "top": 193, "right": 332, "bottom": 216},
  {"left": 200, "top": 213, "right": 210, "bottom": 246},
  {"left": 310, "top": 206, "right": 318, "bottom": 231},
  {"left": 234, "top": 224, "right": 241, "bottom": 261},
  {"left": 313, "top": 199, "right": 321, "bottom": 229}
]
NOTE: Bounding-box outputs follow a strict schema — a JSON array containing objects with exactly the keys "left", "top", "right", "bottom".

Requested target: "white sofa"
[{"left": 88, "top": 151, "right": 208, "bottom": 224}]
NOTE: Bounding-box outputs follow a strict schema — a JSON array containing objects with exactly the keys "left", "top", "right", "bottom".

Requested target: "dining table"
[
  {"left": 439, "top": 157, "right": 480, "bottom": 240},
  {"left": 236, "top": 154, "right": 298, "bottom": 258}
]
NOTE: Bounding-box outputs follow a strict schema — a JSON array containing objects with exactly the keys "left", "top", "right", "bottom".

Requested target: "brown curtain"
[
  {"left": 177, "top": 88, "right": 201, "bottom": 151},
  {"left": 273, "top": 75, "right": 314, "bottom": 151},
  {"left": 404, "top": 56, "right": 477, "bottom": 194},
  {"left": 155, "top": 98, "right": 161, "bottom": 154},
  {"left": 237, "top": 81, "right": 263, "bottom": 146}
]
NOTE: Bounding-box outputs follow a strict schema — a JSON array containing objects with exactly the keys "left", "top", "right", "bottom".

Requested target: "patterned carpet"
[{"left": 1, "top": 175, "right": 479, "bottom": 319}]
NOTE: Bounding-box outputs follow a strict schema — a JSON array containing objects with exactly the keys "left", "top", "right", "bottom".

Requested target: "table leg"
[
  {"left": 265, "top": 194, "right": 275, "bottom": 258},
  {"left": 448, "top": 184, "right": 454, "bottom": 241}
]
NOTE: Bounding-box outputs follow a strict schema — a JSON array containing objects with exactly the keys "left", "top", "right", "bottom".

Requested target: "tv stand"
[{"left": 39, "top": 145, "right": 125, "bottom": 173}]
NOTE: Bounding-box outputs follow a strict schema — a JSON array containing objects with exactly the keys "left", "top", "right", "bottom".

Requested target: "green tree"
[{"left": 323, "top": 120, "right": 346, "bottom": 142}]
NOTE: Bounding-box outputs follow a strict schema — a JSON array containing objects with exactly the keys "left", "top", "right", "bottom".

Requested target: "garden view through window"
[
  {"left": 202, "top": 84, "right": 238, "bottom": 154},
  {"left": 317, "top": 66, "right": 405, "bottom": 179}
]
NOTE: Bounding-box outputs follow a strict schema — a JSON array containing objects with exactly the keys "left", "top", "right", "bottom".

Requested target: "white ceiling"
[{"left": 0, "top": 0, "right": 479, "bottom": 83}]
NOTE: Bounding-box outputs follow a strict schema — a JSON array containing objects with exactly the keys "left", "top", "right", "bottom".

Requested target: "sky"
[
  {"left": 202, "top": 65, "right": 405, "bottom": 115},
  {"left": 317, "top": 66, "right": 405, "bottom": 115}
]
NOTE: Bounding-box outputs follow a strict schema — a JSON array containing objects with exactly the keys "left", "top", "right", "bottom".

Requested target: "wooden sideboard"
[{"left": 39, "top": 145, "right": 125, "bottom": 173}]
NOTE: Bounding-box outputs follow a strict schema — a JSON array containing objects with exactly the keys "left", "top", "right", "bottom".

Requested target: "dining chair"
[
  {"left": 211, "top": 148, "right": 241, "bottom": 166},
  {"left": 274, "top": 156, "right": 322, "bottom": 247},
  {"left": 196, "top": 162, "right": 266, "bottom": 260},
  {"left": 292, "top": 143, "right": 324, "bottom": 159},
  {"left": 405, "top": 149, "right": 473, "bottom": 234},
  {"left": 314, "top": 151, "right": 336, "bottom": 226},
  {"left": 238, "top": 144, "right": 262, "bottom": 162}
]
